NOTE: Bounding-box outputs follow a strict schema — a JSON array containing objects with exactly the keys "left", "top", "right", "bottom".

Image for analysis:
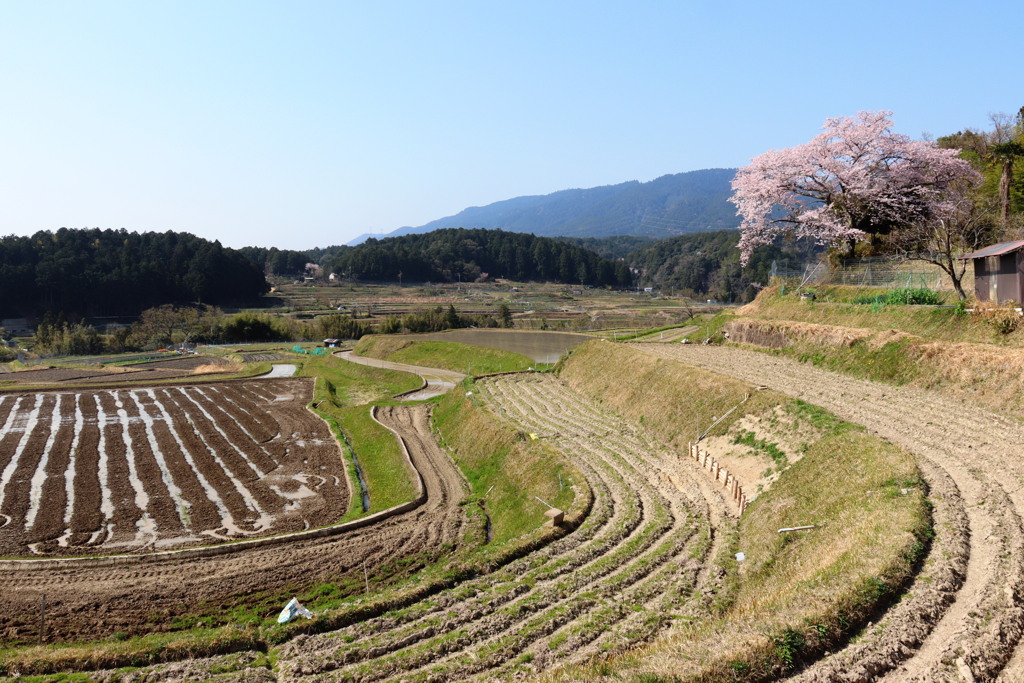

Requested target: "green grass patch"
[
  {"left": 354, "top": 336, "right": 534, "bottom": 375},
  {"left": 336, "top": 404, "right": 418, "bottom": 513},
  {"left": 612, "top": 324, "right": 695, "bottom": 341},
  {"left": 745, "top": 285, "right": 1011, "bottom": 346},
  {"left": 299, "top": 352, "right": 422, "bottom": 401},
  {"left": 786, "top": 336, "right": 922, "bottom": 386},
  {"left": 849, "top": 288, "right": 944, "bottom": 306},
  {"left": 433, "top": 381, "right": 576, "bottom": 544},
  {"left": 732, "top": 430, "right": 786, "bottom": 467}
]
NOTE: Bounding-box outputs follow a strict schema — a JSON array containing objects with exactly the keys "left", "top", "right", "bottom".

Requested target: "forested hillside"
[
  {"left": 0, "top": 228, "right": 268, "bottom": 318},
  {"left": 626, "top": 229, "right": 819, "bottom": 302},
  {"left": 324, "top": 228, "right": 632, "bottom": 286},
  {"left": 553, "top": 235, "right": 654, "bottom": 259},
  {"left": 349, "top": 169, "right": 738, "bottom": 244},
  {"left": 235, "top": 246, "right": 312, "bottom": 276}
]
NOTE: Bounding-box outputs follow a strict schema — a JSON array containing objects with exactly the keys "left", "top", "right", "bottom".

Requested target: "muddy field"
[
  {"left": 2, "top": 403, "right": 467, "bottom": 643},
  {"left": 1, "top": 356, "right": 235, "bottom": 387},
  {"left": 0, "top": 378, "right": 345, "bottom": 556}
]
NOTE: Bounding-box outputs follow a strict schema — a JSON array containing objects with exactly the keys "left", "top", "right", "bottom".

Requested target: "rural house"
[{"left": 963, "top": 240, "right": 1024, "bottom": 305}]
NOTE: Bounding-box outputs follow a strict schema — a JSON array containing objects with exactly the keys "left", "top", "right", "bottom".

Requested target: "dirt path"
[
  {"left": 335, "top": 350, "right": 465, "bottom": 400},
  {"left": 631, "top": 343, "right": 1024, "bottom": 682},
  {"left": 631, "top": 325, "right": 700, "bottom": 342},
  {"left": 1, "top": 404, "right": 467, "bottom": 644}
]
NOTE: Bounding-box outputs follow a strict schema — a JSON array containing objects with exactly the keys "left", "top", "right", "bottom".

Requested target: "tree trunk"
[
  {"left": 939, "top": 253, "right": 969, "bottom": 301},
  {"left": 1000, "top": 159, "right": 1013, "bottom": 226}
]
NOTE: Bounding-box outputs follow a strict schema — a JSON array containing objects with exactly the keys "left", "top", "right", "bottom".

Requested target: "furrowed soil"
[
  {"left": 1, "top": 403, "right": 467, "bottom": 645},
  {"left": 631, "top": 343, "right": 1024, "bottom": 682},
  {"left": 264, "top": 372, "right": 731, "bottom": 681},
  {"left": 0, "top": 379, "right": 346, "bottom": 556},
  {"left": 3, "top": 337, "right": 981, "bottom": 680}
]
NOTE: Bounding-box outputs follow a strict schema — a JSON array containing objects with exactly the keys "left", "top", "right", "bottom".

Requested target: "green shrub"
[{"left": 851, "top": 288, "right": 942, "bottom": 307}]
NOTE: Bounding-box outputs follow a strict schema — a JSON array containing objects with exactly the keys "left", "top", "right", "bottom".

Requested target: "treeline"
[
  {"left": 31, "top": 303, "right": 515, "bottom": 355},
  {"left": 0, "top": 228, "right": 268, "bottom": 318},
  {"left": 553, "top": 235, "right": 654, "bottom": 259},
  {"left": 938, "top": 107, "right": 1024, "bottom": 227},
  {"left": 31, "top": 307, "right": 369, "bottom": 354},
  {"left": 626, "top": 229, "right": 817, "bottom": 302},
  {"left": 235, "top": 246, "right": 311, "bottom": 276},
  {"left": 323, "top": 228, "right": 632, "bottom": 286}
]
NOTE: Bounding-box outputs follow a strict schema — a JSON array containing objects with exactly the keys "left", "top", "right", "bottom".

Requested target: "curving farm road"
[
  {"left": 631, "top": 342, "right": 1024, "bottom": 682},
  {"left": 335, "top": 350, "right": 466, "bottom": 400}
]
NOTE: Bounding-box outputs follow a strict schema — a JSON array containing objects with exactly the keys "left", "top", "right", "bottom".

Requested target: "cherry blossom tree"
[{"left": 731, "top": 111, "right": 979, "bottom": 264}]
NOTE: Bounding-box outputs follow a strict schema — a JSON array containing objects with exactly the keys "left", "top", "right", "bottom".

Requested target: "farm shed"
[
  {"left": 322, "top": 338, "right": 340, "bottom": 347},
  {"left": 963, "top": 240, "right": 1024, "bottom": 304}
]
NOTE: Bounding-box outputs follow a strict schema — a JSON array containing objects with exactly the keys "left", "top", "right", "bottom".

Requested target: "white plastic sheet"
[{"left": 277, "top": 597, "right": 313, "bottom": 624}]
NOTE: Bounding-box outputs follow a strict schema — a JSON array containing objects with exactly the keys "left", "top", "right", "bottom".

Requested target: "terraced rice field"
[
  {"left": 631, "top": 343, "right": 1024, "bottom": 682},
  {"left": 271, "top": 374, "right": 734, "bottom": 680},
  {"left": 0, "top": 379, "right": 346, "bottom": 556}
]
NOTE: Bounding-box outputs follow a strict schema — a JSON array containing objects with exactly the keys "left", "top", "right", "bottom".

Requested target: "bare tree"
[
  {"left": 988, "top": 111, "right": 1024, "bottom": 227},
  {"left": 886, "top": 191, "right": 996, "bottom": 300}
]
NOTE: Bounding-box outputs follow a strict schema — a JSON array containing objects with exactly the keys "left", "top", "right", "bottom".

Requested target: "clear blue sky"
[{"left": 1, "top": 1, "right": 1018, "bottom": 250}]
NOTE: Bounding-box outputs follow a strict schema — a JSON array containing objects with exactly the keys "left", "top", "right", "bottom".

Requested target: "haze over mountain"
[{"left": 348, "top": 169, "right": 739, "bottom": 245}]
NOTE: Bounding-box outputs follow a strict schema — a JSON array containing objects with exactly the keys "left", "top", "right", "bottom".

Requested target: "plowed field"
[
  {"left": 0, "top": 379, "right": 345, "bottom": 557},
  {"left": 1, "top": 402, "right": 468, "bottom": 643}
]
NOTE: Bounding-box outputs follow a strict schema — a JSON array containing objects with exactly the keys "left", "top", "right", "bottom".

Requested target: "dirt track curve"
[
  {"left": 336, "top": 350, "right": 465, "bottom": 400},
  {"left": 2, "top": 403, "right": 467, "bottom": 643},
  {"left": 632, "top": 343, "right": 1024, "bottom": 682}
]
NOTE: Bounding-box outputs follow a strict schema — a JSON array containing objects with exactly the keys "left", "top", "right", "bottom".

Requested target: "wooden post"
[{"left": 39, "top": 592, "right": 45, "bottom": 644}]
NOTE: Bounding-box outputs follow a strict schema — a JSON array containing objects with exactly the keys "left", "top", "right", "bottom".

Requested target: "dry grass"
[
  {"left": 559, "top": 340, "right": 783, "bottom": 450},
  {"left": 722, "top": 304, "right": 1024, "bottom": 418},
  {"left": 353, "top": 335, "right": 415, "bottom": 358},
  {"left": 638, "top": 431, "right": 923, "bottom": 681},
  {"left": 550, "top": 344, "right": 928, "bottom": 681},
  {"left": 189, "top": 360, "right": 241, "bottom": 375}
]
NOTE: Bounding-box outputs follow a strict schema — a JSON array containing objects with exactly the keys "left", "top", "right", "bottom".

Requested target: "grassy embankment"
[
  {"left": 687, "top": 284, "right": 1024, "bottom": 417},
  {"left": 551, "top": 341, "right": 929, "bottom": 680},
  {"left": 354, "top": 335, "right": 536, "bottom": 374},
  {"left": 300, "top": 353, "right": 423, "bottom": 518},
  {"left": 433, "top": 381, "right": 577, "bottom": 545}
]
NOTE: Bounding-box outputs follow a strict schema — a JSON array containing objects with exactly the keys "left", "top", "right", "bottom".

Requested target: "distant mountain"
[{"left": 347, "top": 169, "right": 738, "bottom": 245}]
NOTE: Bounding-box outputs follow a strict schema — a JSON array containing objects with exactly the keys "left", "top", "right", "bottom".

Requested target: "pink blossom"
[{"left": 731, "top": 111, "right": 978, "bottom": 264}]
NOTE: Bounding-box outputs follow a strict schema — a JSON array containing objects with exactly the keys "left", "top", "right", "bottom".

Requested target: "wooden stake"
[
  {"left": 363, "top": 561, "right": 369, "bottom": 594},
  {"left": 39, "top": 592, "right": 45, "bottom": 644}
]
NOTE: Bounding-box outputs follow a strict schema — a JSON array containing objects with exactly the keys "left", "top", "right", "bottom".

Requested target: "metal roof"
[{"left": 962, "top": 240, "right": 1024, "bottom": 260}]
